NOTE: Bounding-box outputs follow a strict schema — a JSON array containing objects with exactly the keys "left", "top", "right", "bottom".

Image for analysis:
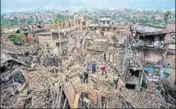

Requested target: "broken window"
[
  {"left": 125, "top": 83, "right": 136, "bottom": 89},
  {"left": 171, "top": 35, "right": 175, "bottom": 43},
  {"left": 56, "top": 42, "right": 61, "bottom": 47},
  {"left": 139, "top": 35, "right": 154, "bottom": 45},
  {"left": 128, "top": 69, "right": 140, "bottom": 77},
  {"left": 52, "top": 33, "right": 59, "bottom": 40},
  {"left": 0, "top": 65, "right": 6, "bottom": 73}
]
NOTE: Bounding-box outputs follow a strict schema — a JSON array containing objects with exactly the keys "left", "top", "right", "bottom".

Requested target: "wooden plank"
[
  {"left": 106, "top": 101, "right": 108, "bottom": 108},
  {"left": 63, "top": 82, "right": 76, "bottom": 107},
  {"left": 58, "top": 87, "right": 63, "bottom": 108},
  {"left": 63, "top": 99, "right": 67, "bottom": 108},
  {"left": 73, "top": 93, "right": 81, "bottom": 108},
  {"left": 99, "top": 97, "right": 102, "bottom": 108}
]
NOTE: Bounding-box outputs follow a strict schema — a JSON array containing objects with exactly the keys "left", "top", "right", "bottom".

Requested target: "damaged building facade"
[{"left": 130, "top": 24, "right": 176, "bottom": 105}]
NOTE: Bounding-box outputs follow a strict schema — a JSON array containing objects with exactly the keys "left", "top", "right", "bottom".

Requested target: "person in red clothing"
[{"left": 100, "top": 64, "right": 107, "bottom": 75}]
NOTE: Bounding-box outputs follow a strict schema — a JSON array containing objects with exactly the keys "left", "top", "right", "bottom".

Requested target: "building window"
[
  {"left": 56, "top": 42, "right": 60, "bottom": 47},
  {"left": 172, "top": 35, "right": 175, "bottom": 43},
  {"left": 52, "top": 33, "right": 59, "bottom": 40}
]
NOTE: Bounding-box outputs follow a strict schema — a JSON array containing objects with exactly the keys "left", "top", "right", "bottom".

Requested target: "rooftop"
[
  {"left": 99, "top": 18, "right": 111, "bottom": 21},
  {"left": 132, "top": 24, "right": 163, "bottom": 33},
  {"left": 131, "top": 24, "right": 171, "bottom": 35}
]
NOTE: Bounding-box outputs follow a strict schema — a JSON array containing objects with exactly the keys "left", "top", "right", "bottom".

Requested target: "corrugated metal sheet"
[{"left": 63, "top": 82, "right": 76, "bottom": 107}]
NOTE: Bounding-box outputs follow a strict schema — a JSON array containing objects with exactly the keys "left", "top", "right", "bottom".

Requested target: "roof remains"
[{"left": 132, "top": 24, "right": 163, "bottom": 33}]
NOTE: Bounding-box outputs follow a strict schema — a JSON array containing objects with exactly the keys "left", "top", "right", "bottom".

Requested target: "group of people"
[
  {"left": 65, "top": 60, "right": 120, "bottom": 89},
  {"left": 82, "top": 61, "right": 107, "bottom": 84},
  {"left": 86, "top": 61, "right": 107, "bottom": 75}
]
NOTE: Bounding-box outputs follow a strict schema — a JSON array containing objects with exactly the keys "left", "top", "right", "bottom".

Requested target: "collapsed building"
[
  {"left": 1, "top": 17, "right": 175, "bottom": 108},
  {"left": 130, "top": 24, "right": 176, "bottom": 105},
  {"left": 88, "top": 17, "right": 119, "bottom": 36}
]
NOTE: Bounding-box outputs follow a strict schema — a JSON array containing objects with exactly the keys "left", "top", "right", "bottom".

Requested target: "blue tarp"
[
  {"left": 160, "top": 68, "right": 172, "bottom": 79},
  {"left": 144, "top": 66, "right": 155, "bottom": 73},
  {"left": 163, "top": 72, "right": 170, "bottom": 78}
]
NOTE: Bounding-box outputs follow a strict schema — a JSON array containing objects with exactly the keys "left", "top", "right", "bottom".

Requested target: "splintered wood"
[
  {"left": 26, "top": 68, "right": 60, "bottom": 108},
  {"left": 1, "top": 27, "right": 175, "bottom": 109}
]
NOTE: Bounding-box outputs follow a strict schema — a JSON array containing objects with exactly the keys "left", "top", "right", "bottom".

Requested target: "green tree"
[
  {"left": 92, "top": 18, "right": 99, "bottom": 23},
  {"left": 13, "top": 16, "right": 18, "bottom": 25},
  {"left": 9, "top": 33, "right": 25, "bottom": 45},
  {"left": 54, "top": 17, "right": 64, "bottom": 24},
  {"left": 164, "top": 11, "right": 171, "bottom": 27}
]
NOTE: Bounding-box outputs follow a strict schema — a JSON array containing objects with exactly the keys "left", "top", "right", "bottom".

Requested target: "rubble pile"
[
  {"left": 27, "top": 70, "right": 50, "bottom": 90},
  {"left": 1, "top": 23, "right": 175, "bottom": 108},
  {"left": 31, "top": 89, "right": 50, "bottom": 108},
  {"left": 25, "top": 68, "right": 62, "bottom": 108},
  {"left": 121, "top": 83, "right": 171, "bottom": 108}
]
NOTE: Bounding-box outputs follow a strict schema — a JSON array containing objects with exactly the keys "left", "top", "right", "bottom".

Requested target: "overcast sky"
[{"left": 1, "top": 0, "right": 175, "bottom": 13}]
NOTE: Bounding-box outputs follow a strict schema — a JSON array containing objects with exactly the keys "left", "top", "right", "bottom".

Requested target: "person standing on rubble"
[
  {"left": 40, "top": 55, "right": 44, "bottom": 65},
  {"left": 68, "top": 54, "right": 73, "bottom": 66},
  {"left": 83, "top": 69, "right": 89, "bottom": 84},
  {"left": 104, "top": 52, "right": 106, "bottom": 61},
  {"left": 50, "top": 54, "right": 54, "bottom": 66},
  {"left": 86, "top": 63, "right": 91, "bottom": 72},
  {"left": 53, "top": 66, "right": 58, "bottom": 74},
  {"left": 66, "top": 67, "right": 70, "bottom": 82},
  {"left": 53, "top": 55, "right": 59, "bottom": 67},
  {"left": 92, "top": 61, "right": 96, "bottom": 74},
  {"left": 114, "top": 75, "right": 120, "bottom": 89},
  {"left": 37, "top": 55, "right": 41, "bottom": 65},
  {"left": 79, "top": 72, "right": 84, "bottom": 84},
  {"left": 100, "top": 62, "right": 107, "bottom": 75}
]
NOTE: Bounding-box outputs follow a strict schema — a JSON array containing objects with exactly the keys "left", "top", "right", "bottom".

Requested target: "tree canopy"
[
  {"left": 92, "top": 18, "right": 99, "bottom": 23},
  {"left": 9, "top": 33, "right": 25, "bottom": 45},
  {"left": 164, "top": 11, "right": 171, "bottom": 26},
  {"left": 54, "top": 17, "right": 64, "bottom": 24}
]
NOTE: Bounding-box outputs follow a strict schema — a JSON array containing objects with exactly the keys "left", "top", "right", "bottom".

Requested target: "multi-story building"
[{"left": 130, "top": 24, "right": 175, "bottom": 86}]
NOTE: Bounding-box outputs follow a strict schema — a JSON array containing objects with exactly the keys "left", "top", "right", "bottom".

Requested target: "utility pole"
[
  {"left": 57, "top": 22, "right": 62, "bottom": 57},
  {"left": 59, "top": 24, "right": 62, "bottom": 56}
]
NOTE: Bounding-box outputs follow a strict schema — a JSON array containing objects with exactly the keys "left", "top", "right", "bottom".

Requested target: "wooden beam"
[
  {"left": 106, "top": 100, "right": 108, "bottom": 109},
  {"left": 99, "top": 97, "right": 102, "bottom": 108},
  {"left": 63, "top": 98, "right": 67, "bottom": 108},
  {"left": 58, "top": 87, "right": 63, "bottom": 108},
  {"left": 73, "top": 93, "right": 81, "bottom": 108}
]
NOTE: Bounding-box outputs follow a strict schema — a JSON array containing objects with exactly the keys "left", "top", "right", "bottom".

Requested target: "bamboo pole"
[
  {"left": 58, "top": 26, "right": 62, "bottom": 56},
  {"left": 63, "top": 98, "right": 67, "bottom": 108},
  {"left": 58, "top": 87, "right": 63, "bottom": 108}
]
